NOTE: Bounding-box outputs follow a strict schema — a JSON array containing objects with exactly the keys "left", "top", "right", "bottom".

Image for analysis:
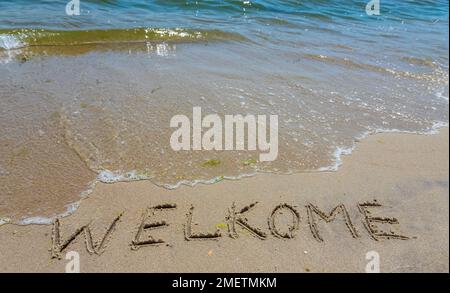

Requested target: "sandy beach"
[
  {"left": 0, "top": 0, "right": 448, "bottom": 279},
  {"left": 0, "top": 128, "right": 447, "bottom": 273}
]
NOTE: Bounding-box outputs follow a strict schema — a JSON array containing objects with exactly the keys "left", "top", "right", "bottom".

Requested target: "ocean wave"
[
  {"left": 318, "top": 120, "right": 449, "bottom": 173},
  {"left": 4, "top": 119, "right": 447, "bottom": 227},
  {"left": 18, "top": 202, "right": 80, "bottom": 225},
  {"left": 0, "top": 28, "right": 248, "bottom": 51},
  {"left": 303, "top": 53, "right": 449, "bottom": 84},
  {"left": 0, "top": 34, "right": 23, "bottom": 50}
]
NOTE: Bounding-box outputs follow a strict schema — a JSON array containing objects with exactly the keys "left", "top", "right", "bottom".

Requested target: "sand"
[{"left": 0, "top": 128, "right": 448, "bottom": 273}]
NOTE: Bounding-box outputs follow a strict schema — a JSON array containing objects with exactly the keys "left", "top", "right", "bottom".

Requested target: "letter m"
[{"left": 306, "top": 203, "right": 359, "bottom": 242}]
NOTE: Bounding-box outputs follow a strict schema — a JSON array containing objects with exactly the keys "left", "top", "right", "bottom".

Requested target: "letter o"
[{"left": 268, "top": 203, "right": 300, "bottom": 239}]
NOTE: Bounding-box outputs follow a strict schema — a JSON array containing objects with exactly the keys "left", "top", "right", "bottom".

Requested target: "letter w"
[{"left": 51, "top": 213, "right": 122, "bottom": 258}]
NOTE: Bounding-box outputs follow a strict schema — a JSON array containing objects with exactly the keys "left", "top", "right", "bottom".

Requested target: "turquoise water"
[
  {"left": 0, "top": 1, "right": 448, "bottom": 222},
  {"left": 0, "top": 1, "right": 448, "bottom": 63}
]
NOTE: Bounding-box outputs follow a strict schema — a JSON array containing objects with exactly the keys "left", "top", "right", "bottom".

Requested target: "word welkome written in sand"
[{"left": 50, "top": 199, "right": 410, "bottom": 258}]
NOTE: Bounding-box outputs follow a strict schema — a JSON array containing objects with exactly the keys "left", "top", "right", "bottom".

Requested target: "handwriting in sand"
[{"left": 50, "top": 199, "right": 410, "bottom": 258}]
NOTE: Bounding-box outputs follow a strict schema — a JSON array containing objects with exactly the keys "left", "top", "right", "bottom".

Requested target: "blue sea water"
[
  {"left": 0, "top": 1, "right": 448, "bottom": 221},
  {"left": 0, "top": 0, "right": 448, "bottom": 63}
]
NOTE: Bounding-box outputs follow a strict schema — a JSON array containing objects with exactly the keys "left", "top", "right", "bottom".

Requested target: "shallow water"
[{"left": 0, "top": 0, "right": 448, "bottom": 223}]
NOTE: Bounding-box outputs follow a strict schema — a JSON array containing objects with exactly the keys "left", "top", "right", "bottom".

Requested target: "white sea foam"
[
  {"left": 0, "top": 217, "right": 11, "bottom": 226},
  {"left": 0, "top": 34, "right": 23, "bottom": 50},
  {"left": 18, "top": 202, "right": 80, "bottom": 225},
  {"left": 17, "top": 179, "right": 98, "bottom": 225},
  {"left": 370, "top": 121, "right": 448, "bottom": 136},
  {"left": 157, "top": 172, "right": 257, "bottom": 190},
  {"left": 98, "top": 168, "right": 257, "bottom": 189},
  {"left": 19, "top": 216, "right": 55, "bottom": 225},
  {"left": 12, "top": 121, "right": 449, "bottom": 226},
  {"left": 318, "top": 145, "right": 355, "bottom": 172},
  {"left": 0, "top": 164, "right": 6, "bottom": 176},
  {"left": 435, "top": 90, "right": 449, "bottom": 102},
  {"left": 98, "top": 170, "right": 151, "bottom": 183},
  {"left": 429, "top": 121, "right": 449, "bottom": 134},
  {"left": 317, "top": 120, "right": 448, "bottom": 173},
  {"left": 0, "top": 35, "right": 24, "bottom": 64}
]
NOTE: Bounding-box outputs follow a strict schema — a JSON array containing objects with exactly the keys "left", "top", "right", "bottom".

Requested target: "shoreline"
[
  {"left": 1, "top": 38, "right": 448, "bottom": 223},
  {"left": 4, "top": 123, "right": 448, "bottom": 227},
  {"left": 0, "top": 127, "right": 448, "bottom": 272}
]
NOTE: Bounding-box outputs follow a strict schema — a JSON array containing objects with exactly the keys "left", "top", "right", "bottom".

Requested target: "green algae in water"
[
  {"left": 202, "top": 159, "right": 221, "bottom": 167},
  {"left": 50, "top": 111, "right": 61, "bottom": 121},
  {"left": 15, "top": 147, "right": 31, "bottom": 158},
  {"left": 0, "top": 28, "right": 248, "bottom": 48},
  {"left": 215, "top": 222, "right": 227, "bottom": 230},
  {"left": 151, "top": 86, "right": 162, "bottom": 94},
  {"left": 134, "top": 170, "right": 152, "bottom": 179},
  {"left": 8, "top": 147, "right": 31, "bottom": 166},
  {"left": 80, "top": 102, "right": 89, "bottom": 109},
  {"left": 243, "top": 158, "right": 258, "bottom": 166}
]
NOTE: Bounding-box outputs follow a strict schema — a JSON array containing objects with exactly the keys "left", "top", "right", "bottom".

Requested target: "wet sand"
[
  {"left": 0, "top": 128, "right": 448, "bottom": 273},
  {"left": 1, "top": 43, "right": 448, "bottom": 222}
]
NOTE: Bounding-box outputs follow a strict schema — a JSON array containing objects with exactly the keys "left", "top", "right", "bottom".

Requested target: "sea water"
[{"left": 0, "top": 0, "right": 448, "bottom": 222}]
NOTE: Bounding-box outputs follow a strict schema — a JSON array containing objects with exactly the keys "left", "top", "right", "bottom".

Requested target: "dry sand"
[{"left": 0, "top": 128, "right": 448, "bottom": 273}]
